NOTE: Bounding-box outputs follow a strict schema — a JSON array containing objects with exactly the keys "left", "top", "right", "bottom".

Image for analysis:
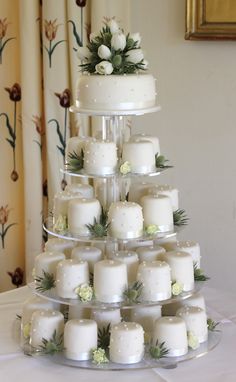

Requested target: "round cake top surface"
[
  {"left": 112, "top": 321, "right": 144, "bottom": 332},
  {"left": 95, "top": 259, "right": 127, "bottom": 269},
  {"left": 139, "top": 260, "right": 170, "bottom": 269},
  {"left": 176, "top": 306, "right": 205, "bottom": 316},
  {"left": 176, "top": 240, "right": 199, "bottom": 248},
  {"left": 141, "top": 194, "right": 171, "bottom": 202},
  {"left": 164, "top": 250, "right": 193, "bottom": 260},
  {"left": 66, "top": 318, "right": 97, "bottom": 328},
  {"left": 72, "top": 246, "right": 102, "bottom": 254},
  {"left": 65, "top": 183, "right": 94, "bottom": 193},
  {"left": 136, "top": 245, "right": 166, "bottom": 254},
  {"left": 111, "top": 250, "right": 139, "bottom": 260},
  {"left": 156, "top": 316, "right": 185, "bottom": 326},
  {"left": 54, "top": 189, "right": 82, "bottom": 200},
  {"left": 69, "top": 197, "right": 100, "bottom": 206},
  {"left": 32, "top": 309, "right": 63, "bottom": 319},
  {"left": 148, "top": 184, "right": 178, "bottom": 193},
  {"left": 57, "top": 258, "right": 87, "bottom": 268},
  {"left": 36, "top": 251, "right": 65, "bottom": 260},
  {"left": 45, "top": 238, "right": 75, "bottom": 248},
  {"left": 109, "top": 201, "right": 142, "bottom": 210}
]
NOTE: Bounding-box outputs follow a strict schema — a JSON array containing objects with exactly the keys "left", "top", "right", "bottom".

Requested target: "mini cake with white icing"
[
  {"left": 65, "top": 183, "right": 94, "bottom": 199},
  {"left": 71, "top": 246, "right": 103, "bottom": 273},
  {"left": 148, "top": 184, "right": 179, "bottom": 212},
  {"left": 174, "top": 240, "right": 201, "bottom": 267},
  {"left": 56, "top": 259, "right": 89, "bottom": 299},
  {"left": 94, "top": 260, "right": 128, "bottom": 303},
  {"left": 162, "top": 251, "right": 194, "bottom": 292},
  {"left": 76, "top": 73, "right": 156, "bottom": 111},
  {"left": 84, "top": 140, "right": 118, "bottom": 175},
  {"left": 109, "top": 322, "right": 144, "bottom": 364},
  {"left": 129, "top": 134, "right": 160, "bottom": 155},
  {"left": 130, "top": 305, "right": 162, "bottom": 339},
  {"left": 137, "top": 261, "right": 172, "bottom": 301},
  {"left": 30, "top": 309, "right": 64, "bottom": 349},
  {"left": 90, "top": 309, "right": 121, "bottom": 330},
  {"left": 44, "top": 238, "right": 76, "bottom": 258},
  {"left": 153, "top": 317, "right": 188, "bottom": 357},
  {"left": 141, "top": 194, "right": 174, "bottom": 233},
  {"left": 108, "top": 201, "right": 143, "bottom": 239},
  {"left": 65, "top": 136, "right": 90, "bottom": 163},
  {"left": 22, "top": 296, "right": 59, "bottom": 327},
  {"left": 122, "top": 141, "right": 156, "bottom": 174},
  {"left": 68, "top": 197, "right": 101, "bottom": 236},
  {"left": 176, "top": 306, "right": 208, "bottom": 343},
  {"left": 53, "top": 189, "right": 83, "bottom": 223},
  {"left": 110, "top": 250, "right": 139, "bottom": 283},
  {"left": 64, "top": 319, "right": 97, "bottom": 360},
  {"left": 136, "top": 245, "right": 166, "bottom": 262},
  {"left": 183, "top": 292, "right": 206, "bottom": 311},
  {"left": 34, "top": 251, "right": 65, "bottom": 279}
]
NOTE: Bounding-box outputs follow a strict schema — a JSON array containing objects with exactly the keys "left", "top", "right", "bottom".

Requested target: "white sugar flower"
[
  {"left": 145, "top": 224, "right": 159, "bottom": 235},
  {"left": 187, "top": 331, "right": 200, "bottom": 350},
  {"left": 53, "top": 215, "right": 67, "bottom": 233},
  {"left": 95, "top": 61, "right": 113, "bottom": 75},
  {"left": 130, "top": 32, "right": 141, "bottom": 47},
  {"left": 23, "top": 322, "right": 31, "bottom": 339},
  {"left": 107, "top": 19, "right": 120, "bottom": 34},
  {"left": 126, "top": 48, "right": 144, "bottom": 64},
  {"left": 111, "top": 32, "right": 126, "bottom": 51},
  {"left": 77, "top": 46, "right": 92, "bottom": 61},
  {"left": 75, "top": 283, "right": 94, "bottom": 302},
  {"left": 98, "top": 44, "right": 111, "bottom": 59},
  {"left": 92, "top": 348, "right": 109, "bottom": 364},
  {"left": 120, "top": 161, "right": 131, "bottom": 175},
  {"left": 171, "top": 282, "right": 183, "bottom": 296}
]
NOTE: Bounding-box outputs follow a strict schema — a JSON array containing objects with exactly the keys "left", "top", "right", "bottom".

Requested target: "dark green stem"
[
  {"left": 81, "top": 8, "right": 83, "bottom": 44},
  {"left": 13, "top": 101, "right": 17, "bottom": 171},
  {"left": 49, "top": 40, "right": 52, "bottom": 68},
  {"left": 1, "top": 224, "right": 4, "bottom": 249},
  {"left": 63, "top": 108, "right": 68, "bottom": 165}
]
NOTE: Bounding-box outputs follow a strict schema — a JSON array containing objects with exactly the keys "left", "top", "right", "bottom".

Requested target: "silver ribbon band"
[
  {"left": 111, "top": 230, "right": 143, "bottom": 240},
  {"left": 131, "top": 165, "right": 157, "bottom": 174},
  {"left": 65, "top": 350, "right": 91, "bottom": 361},
  {"left": 84, "top": 166, "right": 116, "bottom": 176},
  {"left": 154, "top": 224, "right": 174, "bottom": 233},
  {"left": 167, "top": 347, "right": 188, "bottom": 357},
  {"left": 182, "top": 282, "right": 195, "bottom": 292},
  {"left": 76, "top": 100, "right": 154, "bottom": 111},
  {"left": 198, "top": 333, "right": 208, "bottom": 343},
  {"left": 143, "top": 291, "right": 171, "bottom": 302},
  {"left": 111, "top": 352, "right": 144, "bottom": 364},
  {"left": 96, "top": 294, "right": 124, "bottom": 303}
]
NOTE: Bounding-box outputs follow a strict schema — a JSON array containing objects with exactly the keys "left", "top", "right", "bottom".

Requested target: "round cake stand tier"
[
  {"left": 23, "top": 331, "right": 221, "bottom": 370},
  {"left": 43, "top": 216, "right": 179, "bottom": 244},
  {"left": 60, "top": 167, "right": 165, "bottom": 179},
  {"left": 28, "top": 281, "right": 204, "bottom": 309},
  {"left": 69, "top": 105, "right": 161, "bottom": 116}
]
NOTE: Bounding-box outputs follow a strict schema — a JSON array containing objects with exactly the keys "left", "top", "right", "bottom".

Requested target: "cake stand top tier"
[{"left": 69, "top": 104, "right": 161, "bottom": 116}]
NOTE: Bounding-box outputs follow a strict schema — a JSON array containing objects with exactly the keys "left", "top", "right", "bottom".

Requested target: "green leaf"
[
  {"left": 149, "top": 341, "right": 169, "bottom": 359},
  {"left": 155, "top": 154, "right": 173, "bottom": 169},
  {"left": 6, "top": 138, "right": 15, "bottom": 148},
  {"left": 173, "top": 209, "right": 189, "bottom": 226},
  {"left": 50, "top": 40, "right": 66, "bottom": 56},
  {"left": 86, "top": 207, "right": 109, "bottom": 237},
  {"left": 98, "top": 324, "right": 111, "bottom": 350},
  {"left": 48, "top": 119, "right": 65, "bottom": 148},
  {"left": 38, "top": 330, "right": 64, "bottom": 355},
  {"left": 35, "top": 270, "right": 56, "bottom": 292},
  {"left": 67, "top": 150, "right": 84, "bottom": 172},
  {"left": 207, "top": 318, "right": 220, "bottom": 332},
  {"left": 3, "top": 223, "right": 17, "bottom": 237},
  {"left": 0, "top": 37, "right": 15, "bottom": 54},
  {"left": 67, "top": 20, "right": 82, "bottom": 47},
  {"left": 194, "top": 263, "right": 210, "bottom": 281},
  {"left": 0, "top": 113, "right": 16, "bottom": 140},
  {"left": 124, "top": 281, "right": 143, "bottom": 303}
]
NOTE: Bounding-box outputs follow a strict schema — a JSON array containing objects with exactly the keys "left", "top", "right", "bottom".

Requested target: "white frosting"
[
  {"left": 148, "top": 184, "right": 179, "bottom": 212},
  {"left": 34, "top": 251, "right": 65, "bottom": 279},
  {"left": 175, "top": 240, "right": 201, "bottom": 267},
  {"left": 64, "top": 319, "right": 97, "bottom": 360},
  {"left": 129, "top": 134, "right": 160, "bottom": 155},
  {"left": 137, "top": 261, "right": 172, "bottom": 301},
  {"left": 53, "top": 189, "right": 83, "bottom": 222},
  {"left": 162, "top": 251, "right": 194, "bottom": 291},
  {"left": 65, "top": 136, "right": 90, "bottom": 163},
  {"left": 44, "top": 238, "right": 76, "bottom": 258},
  {"left": 141, "top": 194, "right": 174, "bottom": 232},
  {"left": 68, "top": 197, "right": 101, "bottom": 236},
  {"left": 30, "top": 310, "right": 64, "bottom": 348},
  {"left": 90, "top": 309, "right": 121, "bottom": 330},
  {"left": 130, "top": 305, "right": 162, "bottom": 337},
  {"left": 71, "top": 246, "right": 103, "bottom": 273},
  {"left": 84, "top": 140, "right": 118, "bottom": 175},
  {"left": 183, "top": 292, "right": 206, "bottom": 311},
  {"left": 122, "top": 141, "right": 156, "bottom": 174},
  {"left": 176, "top": 306, "right": 208, "bottom": 343},
  {"left": 109, "top": 322, "right": 144, "bottom": 364},
  {"left": 76, "top": 73, "right": 156, "bottom": 111},
  {"left": 94, "top": 260, "right": 128, "bottom": 303},
  {"left": 108, "top": 201, "right": 143, "bottom": 239},
  {"left": 22, "top": 296, "right": 59, "bottom": 325},
  {"left": 65, "top": 183, "right": 94, "bottom": 198},
  {"left": 56, "top": 259, "right": 89, "bottom": 299},
  {"left": 136, "top": 245, "right": 166, "bottom": 262},
  {"left": 153, "top": 317, "right": 188, "bottom": 357},
  {"left": 110, "top": 250, "right": 139, "bottom": 283}
]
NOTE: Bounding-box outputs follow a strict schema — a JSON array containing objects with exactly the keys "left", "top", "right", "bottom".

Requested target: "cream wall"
[{"left": 131, "top": 0, "right": 236, "bottom": 293}]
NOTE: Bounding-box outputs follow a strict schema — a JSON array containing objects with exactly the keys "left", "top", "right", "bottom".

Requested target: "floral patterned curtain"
[{"left": 0, "top": 0, "right": 129, "bottom": 291}]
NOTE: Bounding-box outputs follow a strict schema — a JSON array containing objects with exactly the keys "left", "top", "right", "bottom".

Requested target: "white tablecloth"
[{"left": 0, "top": 286, "right": 236, "bottom": 382}]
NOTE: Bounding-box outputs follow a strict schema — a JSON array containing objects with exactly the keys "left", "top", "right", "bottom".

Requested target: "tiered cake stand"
[{"left": 26, "top": 105, "right": 221, "bottom": 370}]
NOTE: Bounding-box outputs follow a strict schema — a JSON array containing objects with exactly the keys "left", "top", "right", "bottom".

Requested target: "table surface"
[{"left": 0, "top": 285, "right": 236, "bottom": 382}]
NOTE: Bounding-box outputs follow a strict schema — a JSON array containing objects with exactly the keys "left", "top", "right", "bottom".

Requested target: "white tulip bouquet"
[{"left": 77, "top": 19, "right": 148, "bottom": 75}]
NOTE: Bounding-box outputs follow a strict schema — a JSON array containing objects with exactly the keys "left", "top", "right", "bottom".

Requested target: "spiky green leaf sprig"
[
  {"left": 124, "top": 281, "right": 143, "bottom": 303},
  {"left": 66, "top": 149, "right": 84, "bottom": 172},
  {"left": 173, "top": 209, "right": 189, "bottom": 226},
  {"left": 194, "top": 263, "right": 210, "bottom": 281},
  {"left": 149, "top": 340, "right": 169, "bottom": 359},
  {"left": 86, "top": 207, "right": 109, "bottom": 237},
  {"left": 38, "top": 330, "right": 64, "bottom": 355},
  {"left": 35, "top": 270, "right": 56, "bottom": 292},
  {"left": 98, "top": 324, "right": 111, "bottom": 350},
  {"left": 207, "top": 318, "right": 220, "bottom": 332},
  {"left": 155, "top": 154, "right": 173, "bottom": 169}
]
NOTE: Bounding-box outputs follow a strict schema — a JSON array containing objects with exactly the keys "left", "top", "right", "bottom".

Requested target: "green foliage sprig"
[
  {"left": 194, "top": 263, "right": 210, "bottom": 281},
  {"left": 98, "top": 324, "right": 111, "bottom": 350},
  {"left": 149, "top": 340, "right": 169, "bottom": 359},
  {"left": 124, "top": 281, "right": 143, "bottom": 303},
  {"left": 35, "top": 270, "right": 56, "bottom": 292},
  {"left": 86, "top": 208, "right": 109, "bottom": 237},
  {"left": 173, "top": 209, "right": 189, "bottom": 226},
  {"left": 66, "top": 150, "right": 84, "bottom": 172},
  {"left": 38, "top": 330, "right": 64, "bottom": 355},
  {"left": 155, "top": 154, "right": 173, "bottom": 169}
]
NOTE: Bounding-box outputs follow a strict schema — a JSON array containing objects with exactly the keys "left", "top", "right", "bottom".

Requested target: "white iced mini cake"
[
  {"left": 162, "top": 251, "right": 195, "bottom": 292},
  {"left": 22, "top": 296, "right": 59, "bottom": 326},
  {"left": 34, "top": 251, "right": 65, "bottom": 279},
  {"left": 76, "top": 73, "right": 156, "bottom": 111},
  {"left": 136, "top": 245, "right": 166, "bottom": 262},
  {"left": 83, "top": 140, "right": 118, "bottom": 175},
  {"left": 90, "top": 309, "right": 121, "bottom": 330},
  {"left": 30, "top": 309, "right": 64, "bottom": 349},
  {"left": 129, "top": 134, "right": 160, "bottom": 155},
  {"left": 110, "top": 250, "right": 139, "bottom": 283},
  {"left": 137, "top": 261, "right": 172, "bottom": 301},
  {"left": 130, "top": 305, "right": 162, "bottom": 338},
  {"left": 68, "top": 197, "right": 101, "bottom": 236},
  {"left": 108, "top": 201, "right": 143, "bottom": 239},
  {"left": 141, "top": 194, "right": 174, "bottom": 233},
  {"left": 153, "top": 317, "right": 188, "bottom": 357},
  {"left": 176, "top": 306, "right": 208, "bottom": 343},
  {"left": 183, "top": 292, "right": 206, "bottom": 311},
  {"left": 148, "top": 184, "right": 179, "bottom": 212},
  {"left": 56, "top": 259, "right": 89, "bottom": 299},
  {"left": 94, "top": 260, "right": 128, "bottom": 303},
  {"left": 64, "top": 319, "right": 97, "bottom": 361},
  {"left": 65, "top": 183, "right": 94, "bottom": 198},
  {"left": 122, "top": 141, "right": 156, "bottom": 174},
  {"left": 71, "top": 246, "right": 103, "bottom": 273},
  {"left": 44, "top": 238, "right": 76, "bottom": 258},
  {"left": 53, "top": 189, "right": 83, "bottom": 223},
  {"left": 174, "top": 240, "right": 201, "bottom": 268},
  {"left": 109, "top": 322, "right": 144, "bottom": 364}
]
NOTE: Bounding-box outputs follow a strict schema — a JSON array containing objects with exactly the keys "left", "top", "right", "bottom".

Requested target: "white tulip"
[
  {"left": 130, "top": 33, "right": 141, "bottom": 47},
  {"left": 126, "top": 49, "right": 144, "bottom": 64},
  {"left": 111, "top": 32, "right": 126, "bottom": 51},
  {"left": 77, "top": 46, "right": 92, "bottom": 61},
  {"left": 107, "top": 19, "right": 120, "bottom": 34},
  {"left": 95, "top": 61, "right": 114, "bottom": 75},
  {"left": 98, "top": 44, "right": 112, "bottom": 59}
]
